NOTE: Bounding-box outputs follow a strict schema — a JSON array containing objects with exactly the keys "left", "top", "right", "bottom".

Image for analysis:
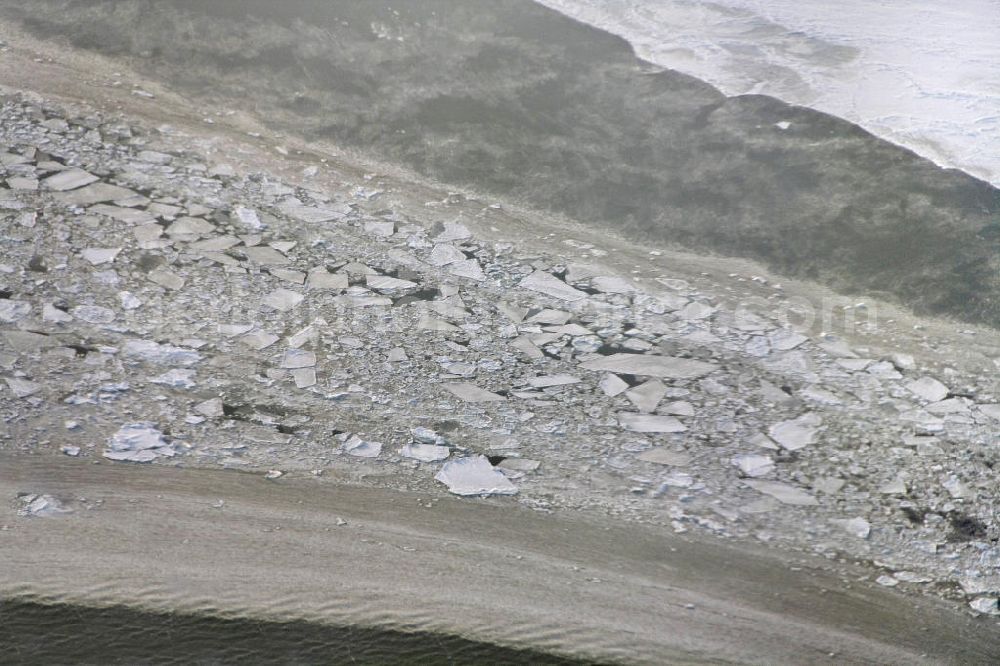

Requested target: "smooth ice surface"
[
  {"left": 434, "top": 456, "right": 518, "bottom": 496},
  {"left": 535, "top": 0, "right": 1000, "bottom": 186}
]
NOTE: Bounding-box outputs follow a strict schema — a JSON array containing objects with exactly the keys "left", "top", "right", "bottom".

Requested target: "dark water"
[
  {"left": 3, "top": 0, "right": 1000, "bottom": 324},
  {"left": 0, "top": 600, "right": 591, "bottom": 665}
]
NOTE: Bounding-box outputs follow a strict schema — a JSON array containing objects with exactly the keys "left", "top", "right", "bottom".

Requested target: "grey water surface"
[{"left": 0, "top": 600, "right": 590, "bottom": 665}]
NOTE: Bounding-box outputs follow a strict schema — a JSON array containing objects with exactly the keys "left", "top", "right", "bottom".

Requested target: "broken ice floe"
[
  {"left": 103, "top": 423, "right": 175, "bottom": 462},
  {"left": 434, "top": 455, "right": 518, "bottom": 496}
]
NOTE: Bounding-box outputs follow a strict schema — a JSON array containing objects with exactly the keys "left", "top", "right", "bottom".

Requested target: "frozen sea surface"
[{"left": 535, "top": 0, "right": 1000, "bottom": 185}]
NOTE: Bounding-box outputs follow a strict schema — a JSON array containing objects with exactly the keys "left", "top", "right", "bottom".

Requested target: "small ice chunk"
[
  {"left": 497, "top": 458, "right": 540, "bottom": 473},
  {"left": 219, "top": 323, "right": 254, "bottom": 338},
  {"left": 519, "top": 271, "right": 588, "bottom": 302},
  {"left": 840, "top": 517, "right": 871, "bottom": 539},
  {"left": 449, "top": 259, "right": 486, "bottom": 281},
  {"left": 239, "top": 330, "right": 279, "bottom": 351},
  {"left": 637, "top": 448, "right": 690, "bottom": 466},
  {"left": 343, "top": 435, "right": 382, "bottom": 458},
  {"left": 367, "top": 275, "right": 417, "bottom": 291},
  {"left": 619, "top": 413, "right": 686, "bottom": 433},
  {"left": 18, "top": 494, "right": 69, "bottom": 517},
  {"left": 194, "top": 398, "right": 225, "bottom": 418},
  {"left": 528, "top": 374, "right": 581, "bottom": 388},
  {"left": 0, "top": 300, "right": 32, "bottom": 322},
  {"left": 123, "top": 339, "right": 202, "bottom": 366},
  {"left": 970, "top": 597, "right": 1000, "bottom": 615},
  {"left": 119, "top": 291, "right": 143, "bottom": 310},
  {"left": 445, "top": 383, "right": 506, "bottom": 402},
  {"left": 262, "top": 288, "right": 304, "bottom": 311},
  {"left": 427, "top": 244, "right": 467, "bottom": 266},
  {"left": 599, "top": 373, "right": 629, "bottom": 397},
  {"left": 279, "top": 201, "right": 350, "bottom": 224},
  {"left": 412, "top": 427, "right": 445, "bottom": 444},
  {"left": 167, "top": 217, "right": 215, "bottom": 236},
  {"left": 281, "top": 349, "right": 317, "bottom": 369},
  {"left": 743, "top": 480, "right": 818, "bottom": 506},
  {"left": 580, "top": 354, "right": 717, "bottom": 380},
  {"left": 82, "top": 247, "right": 122, "bottom": 265},
  {"left": 242, "top": 246, "right": 290, "bottom": 265},
  {"left": 943, "top": 476, "right": 970, "bottom": 498},
  {"left": 70, "top": 305, "right": 116, "bottom": 324},
  {"left": 148, "top": 268, "right": 185, "bottom": 290},
  {"left": 677, "top": 301, "right": 715, "bottom": 321},
  {"left": 625, "top": 379, "right": 666, "bottom": 413},
  {"left": 5, "top": 377, "right": 42, "bottom": 398},
  {"left": 905, "top": 376, "right": 949, "bottom": 403},
  {"left": 401, "top": 443, "right": 451, "bottom": 462},
  {"left": 104, "top": 423, "right": 173, "bottom": 463},
  {"left": 592, "top": 276, "right": 636, "bottom": 294},
  {"left": 662, "top": 401, "right": 695, "bottom": 417},
  {"left": 768, "top": 414, "right": 821, "bottom": 451},
  {"left": 307, "top": 268, "right": 349, "bottom": 290},
  {"left": 150, "top": 368, "right": 197, "bottom": 389},
  {"left": 434, "top": 222, "right": 472, "bottom": 242},
  {"left": 43, "top": 303, "right": 73, "bottom": 323},
  {"left": 732, "top": 454, "right": 774, "bottom": 478},
  {"left": 234, "top": 206, "right": 262, "bottom": 230},
  {"left": 894, "top": 571, "right": 932, "bottom": 584},
  {"left": 435, "top": 455, "right": 518, "bottom": 496},
  {"left": 769, "top": 329, "right": 808, "bottom": 351},
  {"left": 658, "top": 472, "right": 694, "bottom": 489},
  {"left": 364, "top": 220, "right": 395, "bottom": 237},
  {"left": 291, "top": 368, "right": 317, "bottom": 388},
  {"left": 7, "top": 177, "right": 38, "bottom": 190},
  {"left": 44, "top": 168, "right": 98, "bottom": 191},
  {"left": 878, "top": 477, "right": 908, "bottom": 494}
]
